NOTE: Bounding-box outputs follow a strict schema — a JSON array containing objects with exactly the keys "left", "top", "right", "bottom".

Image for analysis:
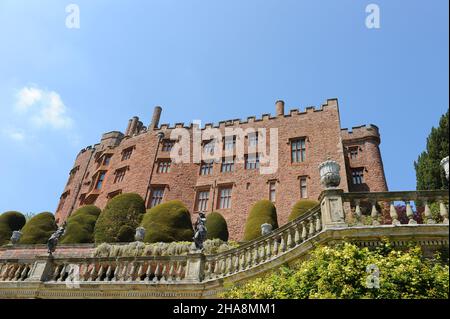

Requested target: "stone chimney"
[
  {"left": 149, "top": 106, "right": 162, "bottom": 130},
  {"left": 275, "top": 100, "right": 285, "bottom": 117},
  {"left": 125, "top": 119, "right": 133, "bottom": 136},
  {"left": 128, "top": 116, "right": 139, "bottom": 136}
]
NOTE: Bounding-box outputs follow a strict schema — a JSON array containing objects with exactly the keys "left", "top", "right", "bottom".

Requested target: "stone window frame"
[
  {"left": 94, "top": 171, "right": 107, "bottom": 190},
  {"left": 107, "top": 189, "right": 122, "bottom": 199},
  {"left": 195, "top": 187, "right": 211, "bottom": 213},
  {"left": 348, "top": 146, "right": 360, "bottom": 160},
  {"left": 217, "top": 184, "right": 233, "bottom": 209},
  {"left": 121, "top": 146, "right": 135, "bottom": 161},
  {"left": 67, "top": 166, "right": 79, "bottom": 185},
  {"left": 298, "top": 175, "right": 309, "bottom": 199},
  {"left": 221, "top": 157, "right": 235, "bottom": 173},
  {"left": 268, "top": 180, "right": 276, "bottom": 202},
  {"left": 149, "top": 185, "right": 166, "bottom": 208},
  {"left": 161, "top": 139, "right": 175, "bottom": 152},
  {"left": 290, "top": 137, "right": 307, "bottom": 163},
  {"left": 199, "top": 161, "right": 214, "bottom": 176},
  {"left": 113, "top": 166, "right": 128, "bottom": 183},
  {"left": 57, "top": 190, "right": 70, "bottom": 212},
  {"left": 245, "top": 153, "right": 260, "bottom": 170},
  {"left": 156, "top": 159, "right": 172, "bottom": 174},
  {"left": 351, "top": 167, "right": 365, "bottom": 185}
]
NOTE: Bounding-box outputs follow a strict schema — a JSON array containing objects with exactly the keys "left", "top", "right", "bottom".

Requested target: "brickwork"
[{"left": 55, "top": 98, "right": 388, "bottom": 240}]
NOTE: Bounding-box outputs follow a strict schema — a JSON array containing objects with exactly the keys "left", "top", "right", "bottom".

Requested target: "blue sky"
[{"left": 0, "top": 0, "right": 448, "bottom": 214}]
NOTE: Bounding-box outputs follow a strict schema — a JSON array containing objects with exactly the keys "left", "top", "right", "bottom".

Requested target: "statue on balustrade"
[
  {"left": 193, "top": 212, "right": 207, "bottom": 251},
  {"left": 47, "top": 223, "right": 66, "bottom": 255}
]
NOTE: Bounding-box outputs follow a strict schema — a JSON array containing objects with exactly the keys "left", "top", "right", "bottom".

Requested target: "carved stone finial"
[{"left": 318, "top": 159, "right": 341, "bottom": 189}]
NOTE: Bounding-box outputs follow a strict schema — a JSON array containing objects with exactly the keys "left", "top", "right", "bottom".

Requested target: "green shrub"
[
  {"left": 94, "top": 193, "right": 146, "bottom": 243},
  {"left": 206, "top": 212, "right": 229, "bottom": 241},
  {"left": 141, "top": 200, "right": 194, "bottom": 243},
  {"left": 243, "top": 200, "right": 278, "bottom": 241},
  {"left": 19, "top": 212, "right": 57, "bottom": 245},
  {"left": 288, "top": 200, "right": 319, "bottom": 222},
  {"left": 60, "top": 205, "right": 101, "bottom": 244},
  {"left": 222, "top": 242, "right": 449, "bottom": 299},
  {"left": 0, "top": 211, "right": 26, "bottom": 245}
]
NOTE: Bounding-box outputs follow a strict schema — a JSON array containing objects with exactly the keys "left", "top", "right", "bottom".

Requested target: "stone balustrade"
[
  {"left": 0, "top": 188, "right": 448, "bottom": 298},
  {"left": 341, "top": 190, "right": 449, "bottom": 225},
  {"left": 204, "top": 206, "right": 322, "bottom": 280},
  {"left": 0, "top": 260, "right": 33, "bottom": 281}
]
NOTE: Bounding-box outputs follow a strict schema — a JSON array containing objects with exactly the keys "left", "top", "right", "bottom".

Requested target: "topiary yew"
[
  {"left": 288, "top": 199, "right": 319, "bottom": 222},
  {"left": 206, "top": 212, "right": 229, "bottom": 241},
  {"left": 243, "top": 200, "right": 278, "bottom": 241},
  {"left": 0, "top": 211, "right": 26, "bottom": 245},
  {"left": 94, "top": 193, "right": 146, "bottom": 243},
  {"left": 141, "top": 200, "right": 194, "bottom": 243},
  {"left": 19, "top": 212, "right": 57, "bottom": 245},
  {"left": 60, "top": 205, "right": 101, "bottom": 244}
]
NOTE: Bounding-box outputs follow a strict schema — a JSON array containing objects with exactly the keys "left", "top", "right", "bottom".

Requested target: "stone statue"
[
  {"left": 193, "top": 212, "right": 207, "bottom": 251},
  {"left": 261, "top": 223, "right": 273, "bottom": 236},
  {"left": 47, "top": 223, "right": 66, "bottom": 255},
  {"left": 135, "top": 226, "right": 146, "bottom": 242},
  {"left": 10, "top": 230, "right": 22, "bottom": 245},
  {"left": 441, "top": 156, "right": 449, "bottom": 181}
]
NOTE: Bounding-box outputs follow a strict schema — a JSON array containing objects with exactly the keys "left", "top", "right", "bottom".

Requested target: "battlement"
[
  {"left": 341, "top": 124, "right": 380, "bottom": 142},
  {"left": 153, "top": 98, "right": 339, "bottom": 131}
]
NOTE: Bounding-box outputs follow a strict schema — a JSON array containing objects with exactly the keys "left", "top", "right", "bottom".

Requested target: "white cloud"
[
  {"left": 14, "top": 86, "right": 73, "bottom": 130},
  {"left": 2, "top": 127, "right": 26, "bottom": 142}
]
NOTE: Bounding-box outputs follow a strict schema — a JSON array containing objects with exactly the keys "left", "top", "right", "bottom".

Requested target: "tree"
[
  {"left": 243, "top": 200, "right": 278, "bottom": 241},
  {"left": 222, "top": 242, "right": 449, "bottom": 299},
  {"left": 414, "top": 110, "right": 449, "bottom": 190}
]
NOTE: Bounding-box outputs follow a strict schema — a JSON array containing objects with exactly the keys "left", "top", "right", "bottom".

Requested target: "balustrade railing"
[
  {"left": 0, "top": 260, "right": 33, "bottom": 281},
  {"left": 342, "top": 190, "right": 449, "bottom": 225},
  {"left": 48, "top": 256, "right": 187, "bottom": 284},
  {"left": 203, "top": 205, "right": 322, "bottom": 280}
]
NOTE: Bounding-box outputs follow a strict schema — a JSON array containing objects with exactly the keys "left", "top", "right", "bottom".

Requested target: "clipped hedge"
[
  {"left": 206, "top": 212, "right": 229, "bottom": 241},
  {"left": 141, "top": 200, "right": 194, "bottom": 243},
  {"left": 288, "top": 199, "right": 319, "bottom": 222},
  {"left": 60, "top": 205, "right": 101, "bottom": 244},
  {"left": 243, "top": 200, "right": 278, "bottom": 241},
  {"left": 0, "top": 211, "right": 26, "bottom": 245},
  {"left": 94, "top": 193, "right": 146, "bottom": 243},
  {"left": 20, "top": 212, "right": 57, "bottom": 245}
]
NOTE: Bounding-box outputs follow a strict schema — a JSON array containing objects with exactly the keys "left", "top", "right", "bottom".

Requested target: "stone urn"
[
  {"left": 441, "top": 156, "right": 449, "bottom": 181},
  {"left": 10, "top": 230, "right": 22, "bottom": 245},
  {"left": 134, "top": 227, "right": 146, "bottom": 242},
  {"left": 318, "top": 159, "right": 341, "bottom": 189},
  {"left": 261, "top": 223, "right": 273, "bottom": 236}
]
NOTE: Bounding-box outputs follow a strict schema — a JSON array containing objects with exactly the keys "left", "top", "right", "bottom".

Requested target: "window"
[
  {"left": 57, "top": 192, "right": 69, "bottom": 212},
  {"left": 224, "top": 136, "right": 236, "bottom": 150},
  {"left": 269, "top": 182, "right": 276, "bottom": 202},
  {"left": 157, "top": 160, "right": 171, "bottom": 173},
  {"left": 248, "top": 132, "right": 258, "bottom": 147},
  {"left": 95, "top": 172, "right": 106, "bottom": 190},
  {"left": 114, "top": 168, "right": 126, "bottom": 183},
  {"left": 352, "top": 168, "right": 364, "bottom": 185},
  {"left": 107, "top": 190, "right": 122, "bottom": 199},
  {"left": 122, "top": 147, "right": 133, "bottom": 161},
  {"left": 196, "top": 190, "right": 210, "bottom": 212},
  {"left": 245, "top": 154, "right": 260, "bottom": 170},
  {"left": 162, "top": 140, "right": 174, "bottom": 152},
  {"left": 149, "top": 188, "right": 164, "bottom": 207},
  {"left": 300, "top": 177, "right": 308, "bottom": 198},
  {"left": 67, "top": 166, "right": 79, "bottom": 185},
  {"left": 349, "top": 147, "right": 359, "bottom": 159},
  {"left": 218, "top": 187, "right": 232, "bottom": 209},
  {"left": 103, "top": 154, "right": 112, "bottom": 166},
  {"left": 291, "top": 138, "right": 306, "bottom": 163},
  {"left": 203, "top": 140, "right": 216, "bottom": 155},
  {"left": 221, "top": 157, "right": 234, "bottom": 172},
  {"left": 200, "top": 161, "right": 213, "bottom": 175}
]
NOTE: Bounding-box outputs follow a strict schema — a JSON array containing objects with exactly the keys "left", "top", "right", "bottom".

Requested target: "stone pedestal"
[
  {"left": 184, "top": 253, "right": 205, "bottom": 283},
  {"left": 26, "top": 255, "right": 54, "bottom": 282},
  {"left": 319, "top": 189, "right": 348, "bottom": 229}
]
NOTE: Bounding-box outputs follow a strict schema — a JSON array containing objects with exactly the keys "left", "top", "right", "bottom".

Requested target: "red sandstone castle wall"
[{"left": 55, "top": 99, "right": 387, "bottom": 241}]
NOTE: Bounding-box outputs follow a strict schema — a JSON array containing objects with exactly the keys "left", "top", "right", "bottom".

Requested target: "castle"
[{"left": 55, "top": 98, "right": 388, "bottom": 240}]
